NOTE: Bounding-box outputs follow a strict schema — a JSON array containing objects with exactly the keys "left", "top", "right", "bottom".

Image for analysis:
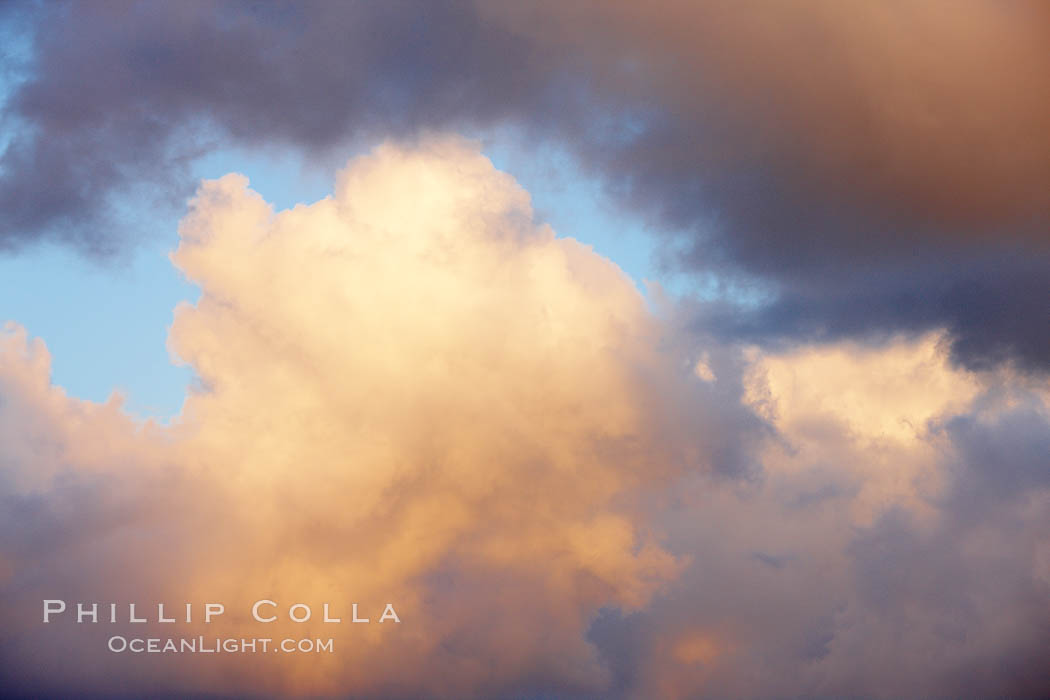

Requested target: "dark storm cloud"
[
  {"left": 698, "top": 248, "right": 1050, "bottom": 370},
  {"left": 0, "top": 0, "right": 567, "bottom": 252},
  {"left": 508, "top": 0, "right": 1050, "bottom": 372},
  {"left": 2, "top": 0, "right": 1048, "bottom": 368}
]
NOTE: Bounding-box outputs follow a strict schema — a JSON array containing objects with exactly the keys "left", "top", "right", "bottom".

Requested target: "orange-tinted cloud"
[
  {"left": 2, "top": 139, "right": 1048, "bottom": 699},
  {"left": 2, "top": 138, "right": 746, "bottom": 697}
]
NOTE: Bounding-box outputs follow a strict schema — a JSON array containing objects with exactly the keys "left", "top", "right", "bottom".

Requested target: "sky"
[{"left": 0, "top": 2, "right": 1048, "bottom": 699}]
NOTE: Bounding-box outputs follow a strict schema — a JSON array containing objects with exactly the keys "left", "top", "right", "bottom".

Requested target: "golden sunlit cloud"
[
  {"left": 3, "top": 137, "right": 721, "bottom": 697},
  {"left": 1, "top": 137, "right": 1047, "bottom": 699}
]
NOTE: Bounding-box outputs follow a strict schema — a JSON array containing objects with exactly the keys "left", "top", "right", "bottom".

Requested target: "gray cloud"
[
  {"left": 3, "top": 1, "right": 1049, "bottom": 369},
  {"left": 583, "top": 380, "right": 1050, "bottom": 699}
]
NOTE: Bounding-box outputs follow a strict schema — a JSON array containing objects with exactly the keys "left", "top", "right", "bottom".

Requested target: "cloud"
[
  {"left": 2, "top": 138, "right": 1048, "bottom": 698},
  {"left": 0, "top": 138, "right": 764, "bottom": 697},
  {"left": 4, "top": 1, "right": 1048, "bottom": 368},
  {"left": 589, "top": 333, "right": 1050, "bottom": 699}
]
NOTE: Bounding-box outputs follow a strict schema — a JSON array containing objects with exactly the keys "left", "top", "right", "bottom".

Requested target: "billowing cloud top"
[{"left": 2, "top": 139, "right": 1049, "bottom": 698}]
